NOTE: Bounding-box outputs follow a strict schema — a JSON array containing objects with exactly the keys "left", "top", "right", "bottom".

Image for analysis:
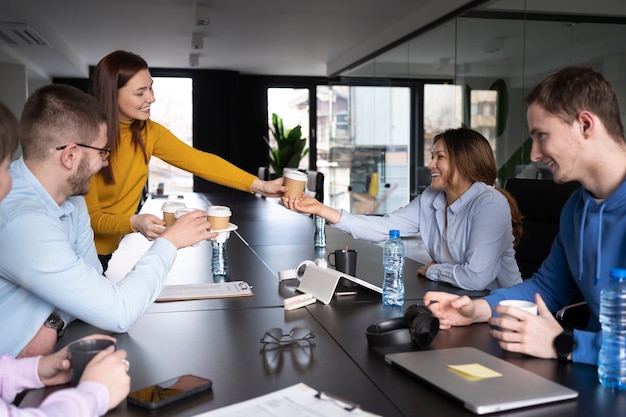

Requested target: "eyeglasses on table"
[{"left": 260, "top": 326, "right": 315, "bottom": 345}]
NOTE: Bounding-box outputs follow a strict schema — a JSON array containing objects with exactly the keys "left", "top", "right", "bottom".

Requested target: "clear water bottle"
[
  {"left": 211, "top": 241, "right": 228, "bottom": 281},
  {"left": 382, "top": 229, "right": 405, "bottom": 306},
  {"left": 313, "top": 214, "right": 326, "bottom": 248},
  {"left": 598, "top": 267, "right": 626, "bottom": 390}
]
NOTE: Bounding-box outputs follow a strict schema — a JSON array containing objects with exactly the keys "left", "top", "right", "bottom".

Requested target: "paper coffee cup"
[
  {"left": 207, "top": 205, "right": 232, "bottom": 231},
  {"left": 174, "top": 207, "right": 197, "bottom": 219},
  {"left": 499, "top": 300, "right": 537, "bottom": 314},
  {"left": 498, "top": 300, "right": 537, "bottom": 329},
  {"left": 174, "top": 208, "right": 203, "bottom": 247},
  {"left": 162, "top": 201, "right": 186, "bottom": 227},
  {"left": 283, "top": 169, "right": 307, "bottom": 199}
]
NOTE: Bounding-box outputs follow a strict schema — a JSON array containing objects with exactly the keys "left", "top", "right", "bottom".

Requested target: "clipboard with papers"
[
  {"left": 193, "top": 382, "right": 381, "bottom": 416},
  {"left": 156, "top": 281, "right": 253, "bottom": 302}
]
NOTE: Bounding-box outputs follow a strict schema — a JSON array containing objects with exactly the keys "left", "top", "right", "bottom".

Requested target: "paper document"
[
  {"left": 194, "top": 383, "right": 381, "bottom": 416},
  {"left": 156, "top": 281, "right": 253, "bottom": 302}
]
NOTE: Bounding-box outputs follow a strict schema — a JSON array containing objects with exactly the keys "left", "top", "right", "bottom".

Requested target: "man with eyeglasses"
[{"left": 0, "top": 84, "right": 217, "bottom": 358}]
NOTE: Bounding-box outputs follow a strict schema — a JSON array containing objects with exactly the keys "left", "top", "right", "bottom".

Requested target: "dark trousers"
[{"left": 98, "top": 254, "right": 112, "bottom": 273}]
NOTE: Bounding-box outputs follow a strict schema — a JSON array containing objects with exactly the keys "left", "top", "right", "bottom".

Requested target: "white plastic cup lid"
[
  {"left": 206, "top": 205, "right": 232, "bottom": 217},
  {"left": 174, "top": 207, "right": 197, "bottom": 218},
  {"left": 162, "top": 201, "right": 186, "bottom": 212},
  {"left": 284, "top": 170, "right": 307, "bottom": 182}
]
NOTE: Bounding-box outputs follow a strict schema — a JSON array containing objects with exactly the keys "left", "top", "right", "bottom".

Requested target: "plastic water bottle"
[
  {"left": 211, "top": 241, "right": 228, "bottom": 281},
  {"left": 313, "top": 214, "right": 326, "bottom": 248},
  {"left": 598, "top": 267, "right": 626, "bottom": 390},
  {"left": 382, "top": 229, "right": 405, "bottom": 306}
]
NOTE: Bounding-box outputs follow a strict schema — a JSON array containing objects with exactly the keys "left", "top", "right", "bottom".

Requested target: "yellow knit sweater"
[{"left": 85, "top": 119, "right": 256, "bottom": 255}]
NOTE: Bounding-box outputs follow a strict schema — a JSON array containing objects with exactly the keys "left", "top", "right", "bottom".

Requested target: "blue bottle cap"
[
  {"left": 389, "top": 229, "right": 400, "bottom": 238},
  {"left": 610, "top": 268, "right": 626, "bottom": 279}
]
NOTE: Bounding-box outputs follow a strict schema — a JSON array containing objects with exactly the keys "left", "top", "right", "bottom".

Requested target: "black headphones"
[{"left": 365, "top": 304, "right": 439, "bottom": 350}]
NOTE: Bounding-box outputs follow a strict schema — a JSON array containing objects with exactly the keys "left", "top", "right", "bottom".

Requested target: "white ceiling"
[
  {"left": 1, "top": 0, "right": 625, "bottom": 84},
  {"left": 0, "top": 0, "right": 473, "bottom": 82}
]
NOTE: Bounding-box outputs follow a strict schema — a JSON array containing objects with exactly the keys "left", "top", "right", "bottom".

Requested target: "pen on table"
[{"left": 314, "top": 390, "right": 359, "bottom": 411}]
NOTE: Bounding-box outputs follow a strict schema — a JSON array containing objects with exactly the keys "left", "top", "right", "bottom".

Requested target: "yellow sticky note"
[{"left": 447, "top": 363, "right": 503, "bottom": 380}]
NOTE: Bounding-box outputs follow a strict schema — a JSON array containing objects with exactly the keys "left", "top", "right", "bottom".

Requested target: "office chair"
[
  {"left": 258, "top": 166, "right": 270, "bottom": 181},
  {"left": 416, "top": 166, "right": 431, "bottom": 194},
  {"left": 504, "top": 178, "right": 580, "bottom": 280},
  {"left": 305, "top": 170, "right": 324, "bottom": 203},
  {"left": 504, "top": 178, "right": 590, "bottom": 329}
]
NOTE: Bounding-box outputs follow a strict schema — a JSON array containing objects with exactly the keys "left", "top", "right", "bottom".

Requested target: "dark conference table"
[{"left": 22, "top": 190, "right": 626, "bottom": 416}]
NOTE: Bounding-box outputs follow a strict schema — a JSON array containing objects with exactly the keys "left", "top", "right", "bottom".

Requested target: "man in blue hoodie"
[{"left": 425, "top": 66, "right": 626, "bottom": 365}]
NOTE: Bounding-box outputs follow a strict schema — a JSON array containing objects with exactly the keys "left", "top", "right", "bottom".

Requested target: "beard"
[{"left": 68, "top": 154, "right": 93, "bottom": 196}]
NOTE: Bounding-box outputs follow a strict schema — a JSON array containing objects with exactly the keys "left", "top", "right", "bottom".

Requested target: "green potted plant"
[{"left": 262, "top": 113, "right": 309, "bottom": 177}]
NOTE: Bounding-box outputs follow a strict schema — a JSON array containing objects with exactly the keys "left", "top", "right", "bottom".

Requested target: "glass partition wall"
[
  {"left": 338, "top": 0, "right": 626, "bottom": 190},
  {"left": 317, "top": 84, "right": 411, "bottom": 215}
]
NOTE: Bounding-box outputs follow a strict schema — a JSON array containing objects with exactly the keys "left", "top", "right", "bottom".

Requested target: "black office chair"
[
  {"left": 504, "top": 178, "right": 580, "bottom": 280},
  {"left": 305, "top": 170, "right": 324, "bottom": 203},
  {"left": 504, "top": 178, "right": 590, "bottom": 329},
  {"left": 258, "top": 166, "right": 270, "bottom": 181},
  {"left": 416, "top": 166, "right": 430, "bottom": 194}
]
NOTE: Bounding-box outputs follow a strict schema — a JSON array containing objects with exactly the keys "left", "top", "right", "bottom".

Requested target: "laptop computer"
[{"left": 385, "top": 347, "right": 578, "bottom": 415}]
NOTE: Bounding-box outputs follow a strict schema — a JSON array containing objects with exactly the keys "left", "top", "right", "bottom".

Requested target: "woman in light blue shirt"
[{"left": 283, "top": 128, "right": 523, "bottom": 291}]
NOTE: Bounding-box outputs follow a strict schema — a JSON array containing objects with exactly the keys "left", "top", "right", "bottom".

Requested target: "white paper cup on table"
[
  {"left": 498, "top": 300, "right": 537, "bottom": 330},
  {"left": 207, "top": 205, "right": 232, "bottom": 231},
  {"left": 174, "top": 207, "right": 198, "bottom": 220},
  {"left": 175, "top": 208, "right": 203, "bottom": 246},
  {"left": 283, "top": 169, "right": 307, "bottom": 199},
  {"left": 162, "top": 201, "right": 186, "bottom": 227}
]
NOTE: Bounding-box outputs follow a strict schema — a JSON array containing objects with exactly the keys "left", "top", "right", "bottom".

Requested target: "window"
[
  {"left": 317, "top": 85, "right": 410, "bottom": 214},
  {"left": 470, "top": 89, "right": 497, "bottom": 151},
  {"left": 147, "top": 77, "right": 193, "bottom": 194},
  {"left": 423, "top": 83, "right": 463, "bottom": 165},
  {"left": 267, "top": 88, "right": 310, "bottom": 173}
]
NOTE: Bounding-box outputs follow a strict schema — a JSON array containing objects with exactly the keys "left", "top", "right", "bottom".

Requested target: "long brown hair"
[
  {"left": 91, "top": 50, "right": 149, "bottom": 184},
  {"left": 433, "top": 128, "right": 522, "bottom": 246}
]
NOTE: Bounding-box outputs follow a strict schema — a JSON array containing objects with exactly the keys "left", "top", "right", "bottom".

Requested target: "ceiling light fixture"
[
  {"left": 191, "top": 32, "right": 204, "bottom": 50},
  {"left": 195, "top": 5, "right": 210, "bottom": 27},
  {"left": 189, "top": 53, "right": 199, "bottom": 67}
]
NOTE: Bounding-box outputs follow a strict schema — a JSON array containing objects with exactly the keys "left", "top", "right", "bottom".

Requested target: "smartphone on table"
[{"left": 127, "top": 374, "right": 213, "bottom": 410}]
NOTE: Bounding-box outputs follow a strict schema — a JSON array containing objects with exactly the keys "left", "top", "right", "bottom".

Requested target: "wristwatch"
[
  {"left": 553, "top": 329, "right": 574, "bottom": 361},
  {"left": 44, "top": 312, "right": 65, "bottom": 336}
]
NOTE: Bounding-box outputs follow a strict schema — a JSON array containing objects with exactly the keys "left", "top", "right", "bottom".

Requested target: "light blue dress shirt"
[
  {"left": 0, "top": 158, "right": 177, "bottom": 356},
  {"left": 334, "top": 182, "right": 522, "bottom": 291}
]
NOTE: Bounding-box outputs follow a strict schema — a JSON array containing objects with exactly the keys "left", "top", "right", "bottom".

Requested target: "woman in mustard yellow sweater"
[{"left": 86, "top": 50, "right": 285, "bottom": 270}]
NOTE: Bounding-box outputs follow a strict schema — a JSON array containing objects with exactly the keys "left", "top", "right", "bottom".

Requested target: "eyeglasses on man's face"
[{"left": 55, "top": 143, "right": 112, "bottom": 160}]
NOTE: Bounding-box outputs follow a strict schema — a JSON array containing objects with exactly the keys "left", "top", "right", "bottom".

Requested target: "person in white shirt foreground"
[
  {"left": 0, "top": 103, "right": 129, "bottom": 416},
  {"left": 0, "top": 84, "right": 216, "bottom": 358}
]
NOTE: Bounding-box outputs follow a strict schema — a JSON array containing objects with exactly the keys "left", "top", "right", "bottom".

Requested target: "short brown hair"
[
  {"left": 20, "top": 84, "right": 107, "bottom": 161},
  {"left": 0, "top": 103, "right": 20, "bottom": 162},
  {"left": 525, "top": 66, "right": 625, "bottom": 143}
]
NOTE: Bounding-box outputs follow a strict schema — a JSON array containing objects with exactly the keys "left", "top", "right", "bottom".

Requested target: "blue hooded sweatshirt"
[{"left": 485, "top": 179, "right": 626, "bottom": 365}]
